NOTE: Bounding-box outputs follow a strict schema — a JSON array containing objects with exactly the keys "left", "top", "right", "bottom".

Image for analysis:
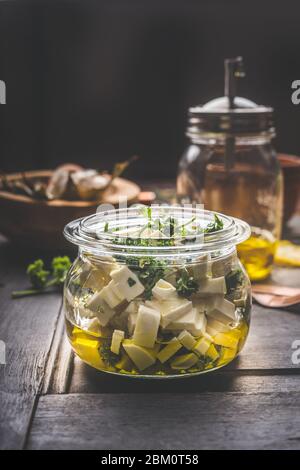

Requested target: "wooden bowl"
[
  {"left": 278, "top": 154, "right": 300, "bottom": 222},
  {"left": 0, "top": 170, "right": 141, "bottom": 251}
]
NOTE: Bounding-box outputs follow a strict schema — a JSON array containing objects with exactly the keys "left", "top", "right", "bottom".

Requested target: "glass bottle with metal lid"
[{"left": 177, "top": 57, "right": 283, "bottom": 281}]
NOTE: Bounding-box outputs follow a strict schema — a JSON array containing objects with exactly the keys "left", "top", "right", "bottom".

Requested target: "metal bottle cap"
[{"left": 187, "top": 57, "right": 275, "bottom": 138}]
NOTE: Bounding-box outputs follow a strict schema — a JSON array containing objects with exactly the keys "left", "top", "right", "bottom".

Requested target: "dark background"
[{"left": 1, "top": 0, "right": 300, "bottom": 181}]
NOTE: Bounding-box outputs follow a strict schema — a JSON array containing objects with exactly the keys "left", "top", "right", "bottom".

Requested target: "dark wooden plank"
[
  {"left": 0, "top": 238, "right": 63, "bottom": 449},
  {"left": 234, "top": 304, "right": 300, "bottom": 370},
  {"left": 42, "top": 308, "right": 74, "bottom": 395},
  {"left": 70, "top": 357, "right": 300, "bottom": 394},
  {"left": 27, "top": 376, "right": 300, "bottom": 450},
  {"left": 68, "top": 303, "right": 300, "bottom": 394}
]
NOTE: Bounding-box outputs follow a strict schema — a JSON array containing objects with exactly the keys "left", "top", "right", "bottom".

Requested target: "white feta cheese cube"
[
  {"left": 203, "top": 331, "right": 214, "bottom": 342},
  {"left": 110, "top": 266, "right": 144, "bottom": 301},
  {"left": 197, "top": 277, "right": 226, "bottom": 296},
  {"left": 211, "top": 253, "right": 234, "bottom": 277},
  {"left": 86, "top": 294, "right": 117, "bottom": 326},
  {"left": 116, "top": 227, "right": 143, "bottom": 238},
  {"left": 157, "top": 338, "right": 182, "bottom": 363},
  {"left": 170, "top": 352, "right": 199, "bottom": 370},
  {"left": 82, "top": 268, "right": 106, "bottom": 291},
  {"left": 145, "top": 297, "right": 192, "bottom": 328},
  {"left": 111, "top": 329, "right": 125, "bottom": 354},
  {"left": 123, "top": 340, "right": 156, "bottom": 371},
  {"left": 206, "top": 297, "right": 236, "bottom": 323},
  {"left": 177, "top": 330, "right": 197, "bottom": 350},
  {"left": 140, "top": 228, "right": 167, "bottom": 239},
  {"left": 207, "top": 317, "right": 230, "bottom": 333},
  {"left": 110, "top": 265, "right": 135, "bottom": 283},
  {"left": 110, "top": 280, "right": 127, "bottom": 302},
  {"left": 206, "top": 326, "right": 219, "bottom": 337},
  {"left": 189, "top": 253, "right": 212, "bottom": 281},
  {"left": 85, "top": 256, "right": 117, "bottom": 275},
  {"left": 219, "top": 298, "right": 236, "bottom": 320},
  {"left": 189, "top": 312, "right": 207, "bottom": 336},
  {"left": 128, "top": 312, "right": 138, "bottom": 335},
  {"left": 83, "top": 317, "right": 101, "bottom": 335},
  {"left": 115, "top": 278, "right": 144, "bottom": 302},
  {"left": 133, "top": 305, "right": 160, "bottom": 349},
  {"left": 98, "top": 282, "right": 123, "bottom": 308},
  {"left": 152, "top": 279, "right": 176, "bottom": 300},
  {"left": 124, "top": 300, "right": 140, "bottom": 315},
  {"left": 164, "top": 307, "right": 198, "bottom": 331},
  {"left": 193, "top": 337, "right": 211, "bottom": 356},
  {"left": 193, "top": 296, "right": 216, "bottom": 314}
]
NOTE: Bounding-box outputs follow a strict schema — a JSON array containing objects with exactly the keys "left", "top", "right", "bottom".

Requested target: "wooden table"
[{"left": 1, "top": 236, "right": 300, "bottom": 450}]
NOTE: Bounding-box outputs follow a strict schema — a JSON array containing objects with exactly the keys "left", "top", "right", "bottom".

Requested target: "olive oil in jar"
[
  {"left": 65, "top": 318, "right": 118, "bottom": 372},
  {"left": 237, "top": 227, "right": 277, "bottom": 281},
  {"left": 66, "top": 317, "right": 250, "bottom": 376}
]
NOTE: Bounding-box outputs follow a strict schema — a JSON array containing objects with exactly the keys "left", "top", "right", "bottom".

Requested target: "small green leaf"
[
  {"left": 176, "top": 269, "right": 198, "bottom": 298},
  {"left": 205, "top": 213, "right": 223, "bottom": 233},
  {"left": 26, "top": 259, "right": 50, "bottom": 289},
  {"left": 127, "top": 277, "right": 136, "bottom": 287}
]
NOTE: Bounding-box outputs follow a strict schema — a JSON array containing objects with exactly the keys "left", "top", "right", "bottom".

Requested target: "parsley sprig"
[
  {"left": 176, "top": 269, "right": 198, "bottom": 298},
  {"left": 12, "top": 256, "right": 72, "bottom": 298},
  {"left": 124, "top": 256, "right": 166, "bottom": 300},
  {"left": 107, "top": 210, "right": 223, "bottom": 248},
  {"left": 99, "top": 340, "right": 120, "bottom": 367},
  {"left": 205, "top": 214, "right": 223, "bottom": 233},
  {"left": 225, "top": 269, "right": 243, "bottom": 292}
]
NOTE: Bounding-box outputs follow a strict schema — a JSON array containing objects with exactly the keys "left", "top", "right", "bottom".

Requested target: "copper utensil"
[{"left": 252, "top": 284, "right": 300, "bottom": 308}]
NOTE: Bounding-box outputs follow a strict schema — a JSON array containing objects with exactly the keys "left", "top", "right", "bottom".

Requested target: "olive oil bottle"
[{"left": 177, "top": 57, "right": 283, "bottom": 281}]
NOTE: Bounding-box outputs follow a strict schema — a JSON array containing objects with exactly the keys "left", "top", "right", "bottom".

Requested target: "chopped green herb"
[
  {"left": 179, "top": 216, "right": 196, "bottom": 230},
  {"left": 127, "top": 277, "right": 136, "bottom": 287},
  {"left": 205, "top": 214, "right": 223, "bottom": 233},
  {"left": 51, "top": 256, "right": 72, "bottom": 285},
  {"left": 124, "top": 256, "right": 166, "bottom": 300},
  {"left": 176, "top": 269, "right": 198, "bottom": 298},
  {"left": 225, "top": 269, "right": 243, "bottom": 292},
  {"left": 12, "top": 256, "right": 72, "bottom": 298},
  {"left": 139, "top": 205, "right": 152, "bottom": 229},
  {"left": 114, "top": 235, "right": 175, "bottom": 247},
  {"left": 99, "top": 340, "right": 120, "bottom": 367},
  {"left": 146, "top": 206, "right": 152, "bottom": 226},
  {"left": 197, "top": 354, "right": 215, "bottom": 369},
  {"left": 26, "top": 259, "right": 50, "bottom": 290},
  {"left": 107, "top": 212, "right": 224, "bottom": 249},
  {"left": 104, "top": 222, "right": 109, "bottom": 232}
]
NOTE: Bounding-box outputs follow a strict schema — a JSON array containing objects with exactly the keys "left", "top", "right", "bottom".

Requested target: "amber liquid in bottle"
[{"left": 178, "top": 152, "right": 282, "bottom": 281}]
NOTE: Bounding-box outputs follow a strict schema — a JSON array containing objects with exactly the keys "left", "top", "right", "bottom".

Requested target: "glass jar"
[
  {"left": 177, "top": 58, "right": 283, "bottom": 281},
  {"left": 63, "top": 205, "right": 251, "bottom": 378}
]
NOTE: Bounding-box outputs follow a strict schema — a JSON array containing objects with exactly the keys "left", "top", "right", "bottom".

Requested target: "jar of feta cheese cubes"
[{"left": 63, "top": 205, "right": 251, "bottom": 378}]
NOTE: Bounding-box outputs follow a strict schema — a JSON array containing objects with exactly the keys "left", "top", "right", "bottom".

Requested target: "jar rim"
[
  {"left": 63, "top": 205, "right": 250, "bottom": 259},
  {"left": 187, "top": 105, "right": 275, "bottom": 136}
]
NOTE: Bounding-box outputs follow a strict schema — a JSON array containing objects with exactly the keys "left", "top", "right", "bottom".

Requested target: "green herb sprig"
[
  {"left": 107, "top": 211, "right": 223, "bottom": 248},
  {"left": 99, "top": 340, "right": 120, "bottom": 367},
  {"left": 176, "top": 269, "right": 198, "bottom": 298},
  {"left": 124, "top": 256, "right": 166, "bottom": 300},
  {"left": 225, "top": 268, "right": 243, "bottom": 292},
  {"left": 205, "top": 214, "right": 223, "bottom": 233},
  {"left": 12, "top": 256, "right": 72, "bottom": 298}
]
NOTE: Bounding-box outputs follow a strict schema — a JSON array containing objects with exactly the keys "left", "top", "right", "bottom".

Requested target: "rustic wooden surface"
[{"left": 0, "top": 233, "right": 300, "bottom": 450}]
